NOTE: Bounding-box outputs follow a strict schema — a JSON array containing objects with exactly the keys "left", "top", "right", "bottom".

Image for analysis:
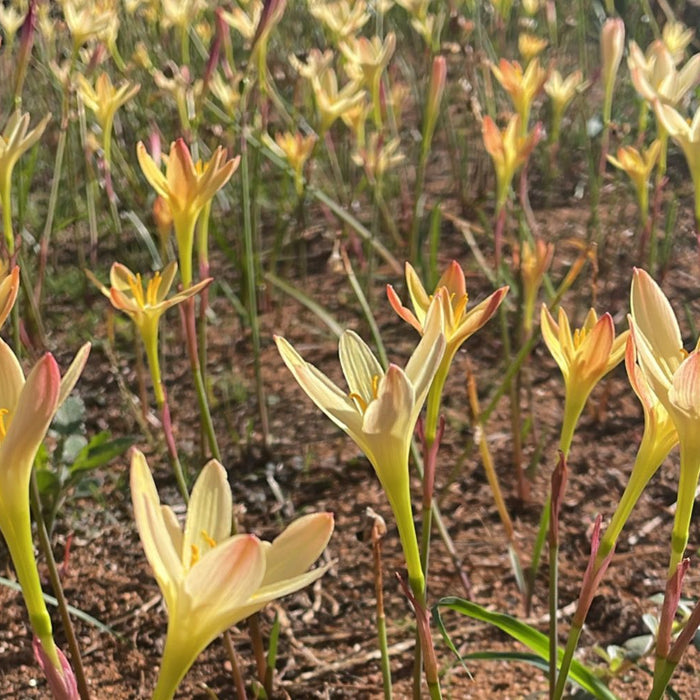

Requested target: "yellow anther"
[
  {"left": 348, "top": 392, "right": 368, "bottom": 412},
  {"left": 127, "top": 273, "right": 146, "bottom": 308},
  {"left": 146, "top": 272, "right": 163, "bottom": 306},
  {"left": 189, "top": 543, "right": 200, "bottom": 568},
  {"left": 573, "top": 327, "right": 588, "bottom": 349},
  {"left": 0, "top": 408, "right": 8, "bottom": 440},
  {"left": 349, "top": 375, "right": 382, "bottom": 413},
  {"left": 201, "top": 530, "right": 216, "bottom": 549}
]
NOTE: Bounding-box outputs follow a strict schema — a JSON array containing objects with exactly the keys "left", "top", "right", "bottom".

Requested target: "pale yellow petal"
[
  {"left": 183, "top": 459, "right": 232, "bottom": 558},
  {"left": 261, "top": 512, "right": 334, "bottom": 585},
  {"left": 339, "top": 330, "right": 384, "bottom": 407}
]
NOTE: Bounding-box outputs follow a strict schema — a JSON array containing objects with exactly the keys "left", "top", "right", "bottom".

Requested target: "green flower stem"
[
  {"left": 142, "top": 329, "right": 190, "bottom": 504},
  {"left": 29, "top": 470, "right": 90, "bottom": 699},
  {"left": 668, "top": 442, "right": 700, "bottom": 576},
  {"left": 1, "top": 176, "right": 13, "bottom": 252},
  {"left": 152, "top": 627, "right": 199, "bottom": 700},
  {"left": 175, "top": 216, "right": 197, "bottom": 290},
  {"left": 180, "top": 22, "right": 190, "bottom": 67},
  {"left": 596, "top": 445, "right": 669, "bottom": 567},
  {"left": 549, "top": 536, "right": 559, "bottom": 695},
  {"left": 387, "top": 485, "right": 424, "bottom": 598},
  {"left": 196, "top": 201, "right": 212, "bottom": 385},
  {"left": 1, "top": 501, "right": 58, "bottom": 667},
  {"left": 649, "top": 658, "right": 676, "bottom": 700},
  {"left": 657, "top": 127, "right": 668, "bottom": 181},
  {"left": 182, "top": 297, "right": 222, "bottom": 464},
  {"left": 558, "top": 393, "right": 583, "bottom": 459},
  {"left": 553, "top": 623, "right": 583, "bottom": 700}
]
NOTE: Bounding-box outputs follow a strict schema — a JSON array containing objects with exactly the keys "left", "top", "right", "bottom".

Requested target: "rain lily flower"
[
  {"left": 309, "top": 0, "right": 370, "bottom": 42},
  {"left": 601, "top": 17, "right": 625, "bottom": 126},
  {"left": 266, "top": 131, "right": 317, "bottom": 195},
  {"left": 275, "top": 302, "right": 445, "bottom": 595},
  {"left": 628, "top": 40, "right": 700, "bottom": 108},
  {"left": 0, "top": 339, "right": 90, "bottom": 673},
  {"left": 62, "top": 0, "right": 116, "bottom": 50},
  {"left": 607, "top": 140, "right": 661, "bottom": 226},
  {"left": 77, "top": 72, "right": 140, "bottom": 164},
  {"left": 387, "top": 261, "right": 508, "bottom": 440},
  {"left": 310, "top": 66, "right": 365, "bottom": 135},
  {"left": 352, "top": 133, "right": 404, "bottom": 183},
  {"left": 654, "top": 102, "right": 700, "bottom": 231},
  {"left": 87, "top": 262, "right": 211, "bottom": 405},
  {"left": 628, "top": 40, "right": 700, "bottom": 176},
  {"left": 481, "top": 114, "right": 542, "bottom": 211},
  {"left": 514, "top": 238, "right": 553, "bottom": 335},
  {"left": 0, "top": 266, "right": 19, "bottom": 328},
  {"left": 421, "top": 56, "right": 447, "bottom": 162},
  {"left": 544, "top": 69, "right": 584, "bottom": 144},
  {"left": 0, "top": 4, "right": 24, "bottom": 46},
  {"left": 341, "top": 32, "right": 396, "bottom": 125},
  {"left": 131, "top": 450, "right": 333, "bottom": 700},
  {"left": 0, "top": 110, "right": 51, "bottom": 251},
  {"left": 596, "top": 335, "right": 678, "bottom": 566},
  {"left": 160, "top": 0, "right": 205, "bottom": 31},
  {"left": 518, "top": 33, "right": 548, "bottom": 63},
  {"left": 630, "top": 268, "right": 700, "bottom": 575},
  {"left": 490, "top": 58, "right": 547, "bottom": 133},
  {"left": 662, "top": 21, "right": 695, "bottom": 64},
  {"left": 137, "top": 139, "right": 239, "bottom": 287},
  {"left": 540, "top": 305, "right": 628, "bottom": 456}
]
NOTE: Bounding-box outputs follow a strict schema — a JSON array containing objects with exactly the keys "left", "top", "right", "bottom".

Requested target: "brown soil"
[{"left": 2, "top": 194, "right": 700, "bottom": 700}]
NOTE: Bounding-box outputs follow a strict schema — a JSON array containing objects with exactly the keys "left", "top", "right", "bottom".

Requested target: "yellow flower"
[
  {"left": 630, "top": 268, "right": 700, "bottom": 575},
  {"left": 131, "top": 450, "right": 333, "bottom": 700},
  {"left": 388, "top": 260, "right": 507, "bottom": 370},
  {"left": 62, "top": 0, "right": 116, "bottom": 49},
  {"left": 0, "top": 4, "right": 24, "bottom": 46},
  {"left": 541, "top": 305, "right": 628, "bottom": 456},
  {"left": 137, "top": 139, "right": 239, "bottom": 287},
  {"left": 208, "top": 71, "right": 243, "bottom": 118},
  {"left": 518, "top": 33, "right": 548, "bottom": 63},
  {"left": 600, "top": 17, "right": 625, "bottom": 125},
  {"left": 0, "top": 266, "right": 19, "bottom": 329},
  {"left": 628, "top": 40, "right": 700, "bottom": 107},
  {"left": 160, "top": 0, "right": 205, "bottom": 30},
  {"left": 311, "top": 67, "right": 365, "bottom": 135},
  {"left": 308, "top": 0, "right": 370, "bottom": 41},
  {"left": 0, "top": 340, "right": 90, "bottom": 671},
  {"left": 0, "top": 110, "right": 51, "bottom": 250},
  {"left": 341, "top": 32, "right": 396, "bottom": 89},
  {"left": 87, "top": 262, "right": 210, "bottom": 404},
  {"left": 387, "top": 261, "right": 507, "bottom": 441},
  {"left": 222, "top": 0, "right": 261, "bottom": 43},
  {"left": 607, "top": 140, "right": 660, "bottom": 223},
  {"left": 597, "top": 335, "right": 678, "bottom": 566},
  {"left": 481, "top": 114, "right": 542, "bottom": 210},
  {"left": 351, "top": 133, "right": 404, "bottom": 183},
  {"left": 491, "top": 57, "right": 547, "bottom": 132},
  {"left": 662, "top": 21, "right": 695, "bottom": 65},
  {"left": 270, "top": 131, "right": 317, "bottom": 195},
  {"left": 275, "top": 303, "right": 445, "bottom": 593},
  {"left": 77, "top": 73, "right": 140, "bottom": 162},
  {"left": 514, "top": 238, "right": 553, "bottom": 335},
  {"left": 654, "top": 102, "right": 700, "bottom": 225},
  {"left": 544, "top": 69, "right": 584, "bottom": 143}
]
